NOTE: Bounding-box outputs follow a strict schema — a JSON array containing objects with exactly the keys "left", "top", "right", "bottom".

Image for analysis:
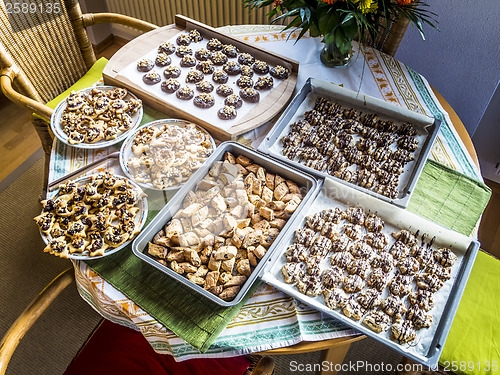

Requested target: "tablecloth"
[{"left": 49, "top": 25, "right": 483, "bottom": 360}]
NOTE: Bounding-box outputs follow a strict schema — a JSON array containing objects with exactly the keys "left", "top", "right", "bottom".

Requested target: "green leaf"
[
  {"left": 323, "top": 29, "right": 336, "bottom": 45},
  {"left": 309, "top": 22, "right": 321, "bottom": 37},
  {"left": 335, "top": 28, "right": 351, "bottom": 55}
]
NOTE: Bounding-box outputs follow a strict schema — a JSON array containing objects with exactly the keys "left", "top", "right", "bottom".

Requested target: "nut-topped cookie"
[
  {"left": 197, "top": 60, "right": 215, "bottom": 74},
  {"left": 176, "top": 33, "right": 192, "bottom": 46},
  {"left": 155, "top": 53, "right": 172, "bottom": 67},
  {"left": 206, "top": 38, "right": 223, "bottom": 51},
  {"left": 254, "top": 76, "right": 274, "bottom": 90},
  {"left": 236, "top": 76, "right": 254, "bottom": 89},
  {"left": 270, "top": 65, "right": 291, "bottom": 79},
  {"left": 216, "top": 84, "right": 233, "bottom": 97},
  {"left": 158, "top": 42, "right": 176, "bottom": 55},
  {"left": 161, "top": 79, "right": 180, "bottom": 94},
  {"left": 224, "top": 94, "right": 242, "bottom": 109},
  {"left": 180, "top": 55, "right": 197, "bottom": 68},
  {"left": 240, "top": 65, "right": 254, "bottom": 77},
  {"left": 252, "top": 60, "right": 270, "bottom": 74},
  {"left": 222, "top": 44, "right": 239, "bottom": 58},
  {"left": 163, "top": 65, "right": 181, "bottom": 79},
  {"left": 239, "top": 88, "right": 260, "bottom": 103},
  {"left": 217, "top": 105, "right": 237, "bottom": 120},
  {"left": 185, "top": 70, "right": 204, "bottom": 84},
  {"left": 188, "top": 29, "right": 203, "bottom": 42},
  {"left": 176, "top": 86, "right": 194, "bottom": 100},
  {"left": 223, "top": 61, "right": 242, "bottom": 76},
  {"left": 238, "top": 52, "right": 255, "bottom": 65},
  {"left": 210, "top": 51, "right": 228, "bottom": 66},
  {"left": 142, "top": 71, "right": 161, "bottom": 85},
  {"left": 195, "top": 48, "right": 211, "bottom": 61},
  {"left": 212, "top": 70, "right": 229, "bottom": 84},
  {"left": 137, "top": 58, "right": 154, "bottom": 72},
  {"left": 175, "top": 45, "right": 193, "bottom": 58},
  {"left": 195, "top": 81, "right": 214, "bottom": 93},
  {"left": 193, "top": 93, "right": 215, "bottom": 108}
]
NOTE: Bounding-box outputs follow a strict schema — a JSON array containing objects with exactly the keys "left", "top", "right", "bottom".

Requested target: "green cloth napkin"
[{"left": 407, "top": 159, "right": 491, "bottom": 236}]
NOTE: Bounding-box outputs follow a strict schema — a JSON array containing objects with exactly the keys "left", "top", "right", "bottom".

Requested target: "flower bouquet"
[{"left": 243, "top": 0, "right": 437, "bottom": 67}]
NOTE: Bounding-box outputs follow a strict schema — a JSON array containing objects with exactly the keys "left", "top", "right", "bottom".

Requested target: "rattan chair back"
[{"left": 0, "top": 0, "right": 95, "bottom": 103}]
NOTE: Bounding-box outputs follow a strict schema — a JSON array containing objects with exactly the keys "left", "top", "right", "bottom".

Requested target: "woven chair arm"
[
  {"left": 82, "top": 12, "right": 158, "bottom": 32},
  {"left": 0, "top": 68, "right": 53, "bottom": 122},
  {"left": 0, "top": 268, "right": 75, "bottom": 375}
]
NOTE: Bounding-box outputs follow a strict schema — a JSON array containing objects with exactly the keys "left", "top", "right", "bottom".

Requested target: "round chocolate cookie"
[
  {"left": 218, "top": 105, "right": 237, "bottom": 120},
  {"left": 254, "top": 76, "right": 274, "bottom": 90},
  {"left": 189, "top": 29, "right": 203, "bottom": 42},
  {"left": 238, "top": 53, "right": 255, "bottom": 66},
  {"left": 176, "top": 33, "right": 192, "bottom": 46},
  {"left": 196, "top": 81, "right": 214, "bottom": 93},
  {"left": 212, "top": 70, "right": 229, "bottom": 84},
  {"left": 180, "top": 55, "right": 197, "bottom": 68},
  {"left": 216, "top": 84, "right": 233, "bottom": 97},
  {"left": 240, "top": 88, "right": 260, "bottom": 103},
  {"left": 137, "top": 58, "right": 154, "bottom": 72},
  {"left": 206, "top": 38, "right": 223, "bottom": 51},
  {"left": 270, "top": 65, "right": 291, "bottom": 79},
  {"left": 197, "top": 60, "right": 215, "bottom": 75},
  {"left": 252, "top": 60, "right": 270, "bottom": 74},
  {"left": 222, "top": 44, "right": 239, "bottom": 58},
  {"left": 193, "top": 93, "right": 215, "bottom": 109},
  {"left": 158, "top": 42, "right": 175, "bottom": 55},
  {"left": 161, "top": 79, "right": 180, "bottom": 94},
  {"left": 195, "top": 48, "right": 211, "bottom": 61},
  {"left": 176, "top": 46, "right": 193, "bottom": 58},
  {"left": 224, "top": 94, "right": 242, "bottom": 109},
  {"left": 176, "top": 86, "right": 194, "bottom": 100},
  {"left": 163, "top": 65, "right": 181, "bottom": 79},
  {"left": 236, "top": 76, "right": 253, "bottom": 89},
  {"left": 223, "top": 61, "right": 242, "bottom": 76},
  {"left": 210, "top": 51, "right": 228, "bottom": 66},
  {"left": 155, "top": 53, "right": 172, "bottom": 67},
  {"left": 185, "top": 69, "right": 204, "bottom": 84},
  {"left": 240, "top": 65, "right": 254, "bottom": 77},
  {"left": 142, "top": 71, "right": 161, "bottom": 85}
]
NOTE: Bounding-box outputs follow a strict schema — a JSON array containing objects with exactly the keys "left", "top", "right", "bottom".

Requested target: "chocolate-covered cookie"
[
  {"left": 176, "top": 33, "right": 192, "bottom": 46},
  {"left": 185, "top": 70, "right": 204, "bottom": 84},
  {"left": 212, "top": 70, "right": 229, "bottom": 84},
  {"left": 161, "top": 79, "right": 180, "bottom": 94},
  {"left": 206, "top": 38, "right": 223, "bottom": 51},
  {"left": 254, "top": 76, "right": 274, "bottom": 90},
  {"left": 216, "top": 84, "right": 233, "bottom": 97},
  {"left": 238, "top": 53, "right": 255, "bottom": 66},
  {"left": 189, "top": 29, "right": 203, "bottom": 42},
  {"left": 210, "top": 51, "right": 228, "bottom": 66},
  {"left": 176, "top": 86, "right": 194, "bottom": 100},
  {"left": 163, "top": 65, "right": 181, "bottom": 79},
  {"left": 193, "top": 93, "right": 215, "bottom": 108},
  {"left": 223, "top": 61, "right": 242, "bottom": 76},
  {"left": 240, "top": 65, "right": 254, "bottom": 77},
  {"left": 137, "top": 58, "right": 154, "bottom": 72},
  {"left": 218, "top": 105, "right": 237, "bottom": 120},
  {"left": 240, "top": 88, "right": 260, "bottom": 103},
  {"left": 196, "top": 81, "right": 214, "bottom": 93},
  {"left": 158, "top": 42, "right": 175, "bottom": 55},
  {"left": 176, "top": 46, "right": 193, "bottom": 58},
  {"left": 155, "top": 53, "right": 172, "bottom": 67},
  {"left": 180, "top": 55, "right": 197, "bottom": 68},
  {"left": 222, "top": 44, "right": 239, "bottom": 58},
  {"left": 195, "top": 48, "right": 211, "bottom": 61},
  {"left": 236, "top": 76, "right": 253, "bottom": 89},
  {"left": 252, "top": 60, "right": 270, "bottom": 74},
  {"left": 270, "top": 65, "right": 291, "bottom": 79},
  {"left": 142, "top": 71, "right": 161, "bottom": 85},
  {"left": 197, "top": 61, "right": 215, "bottom": 75},
  {"left": 224, "top": 94, "right": 242, "bottom": 108}
]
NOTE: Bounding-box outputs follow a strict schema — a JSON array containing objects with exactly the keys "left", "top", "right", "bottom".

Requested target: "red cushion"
[{"left": 64, "top": 320, "right": 251, "bottom": 375}]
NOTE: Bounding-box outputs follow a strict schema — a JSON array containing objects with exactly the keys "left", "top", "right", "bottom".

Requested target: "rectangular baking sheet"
[
  {"left": 258, "top": 77, "right": 441, "bottom": 208},
  {"left": 132, "top": 141, "right": 319, "bottom": 307},
  {"left": 261, "top": 177, "right": 479, "bottom": 367}
]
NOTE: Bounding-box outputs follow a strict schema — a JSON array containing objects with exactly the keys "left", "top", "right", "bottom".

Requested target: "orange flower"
[
  {"left": 397, "top": 0, "right": 415, "bottom": 4},
  {"left": 273, "top": 0, "right": 282, "bottom": 7},
  {"left": 320, "top": 0, "right": 343, "bottom": 4}
]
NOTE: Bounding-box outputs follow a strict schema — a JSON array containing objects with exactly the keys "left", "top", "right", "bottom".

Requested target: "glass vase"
[{"left": 320, "top": 40, "right": 353, "bottom": 68}]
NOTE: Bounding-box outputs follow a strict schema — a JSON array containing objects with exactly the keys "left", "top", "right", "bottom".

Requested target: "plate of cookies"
[
  {"left": 50, "top": 86, "right": 144, "bottom": 149},
  {"left": 34, "top": 172, "right": 148, "bottom": 260},
  {"left": 119, "top": 119, "right": 216, "bottom": 190}
]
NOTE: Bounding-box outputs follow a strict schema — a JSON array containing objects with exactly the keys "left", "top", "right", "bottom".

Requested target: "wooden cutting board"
[{"left": 103, "top": 15, "right": 299, "bottom": 141}]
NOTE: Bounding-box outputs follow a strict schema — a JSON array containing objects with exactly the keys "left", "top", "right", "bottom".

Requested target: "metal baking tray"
[
  {"left": 261, "top": 177, "right": 479, "bottom": 367},
  {"left": 258, "top": 78, "right": 441, "bottom": 208},
  {"left": 132, "top": 141, "right": 319, "bottom": 307}
]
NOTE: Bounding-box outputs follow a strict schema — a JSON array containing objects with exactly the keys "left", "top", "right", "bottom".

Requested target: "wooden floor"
[{"left": 0, "top": 38, "right": 499, "bottom": 257}]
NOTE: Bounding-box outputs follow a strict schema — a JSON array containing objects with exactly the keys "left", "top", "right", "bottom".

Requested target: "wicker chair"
[
  {"left": 0, "top": 268, "right": 275, "bottom": 375},
  {"left": 0, "top": 0, "right": 158, "bottom": 190}
]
